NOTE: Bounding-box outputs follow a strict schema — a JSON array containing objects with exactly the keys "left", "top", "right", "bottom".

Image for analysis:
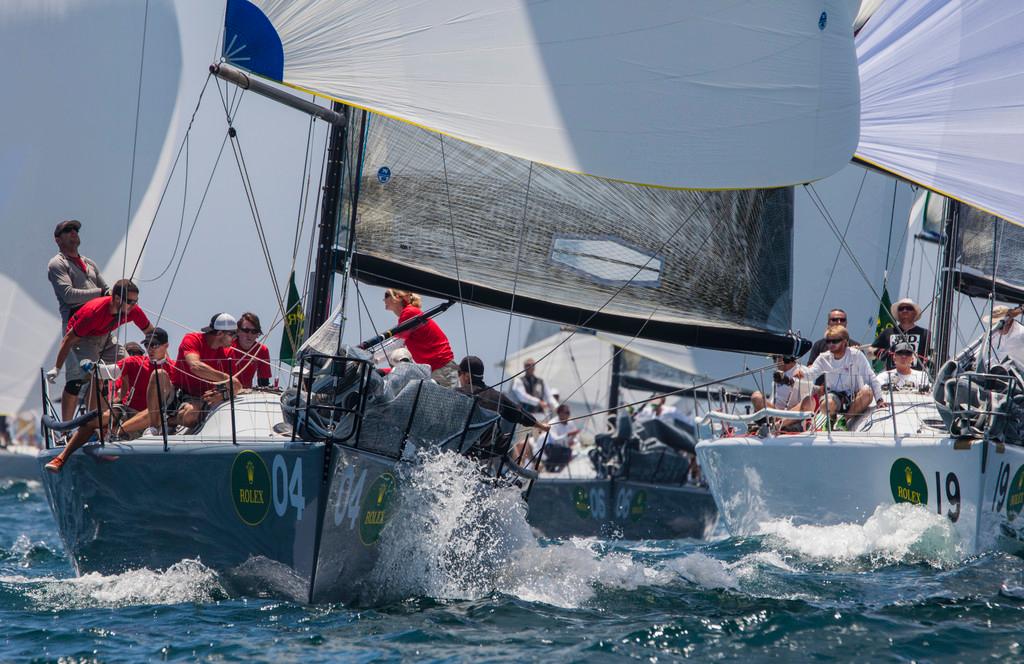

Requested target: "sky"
[{"left": 0, "top": 0, "right": 926, "bottom": 418}]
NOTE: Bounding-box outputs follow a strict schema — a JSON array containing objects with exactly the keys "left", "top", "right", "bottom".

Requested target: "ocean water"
[{"left": 3, "top": 465, "right": 1024, "bottom": 663}]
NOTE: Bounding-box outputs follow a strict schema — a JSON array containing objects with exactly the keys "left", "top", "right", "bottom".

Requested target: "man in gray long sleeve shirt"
[{"left": 47, "top": 219, "right": 109, "bottom": 420}]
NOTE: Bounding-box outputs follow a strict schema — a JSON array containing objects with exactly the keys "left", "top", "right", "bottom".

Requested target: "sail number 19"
[{"left": 935, "top": 471, "right": 960, "bottom": 523}]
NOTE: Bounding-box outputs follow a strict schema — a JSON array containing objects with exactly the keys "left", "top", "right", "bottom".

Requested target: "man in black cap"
[
  {"left": 47, "top": 219, "right": 110, "bottom": 420},
  {"left": 456, "top": 356, "right": 548, "bottom": 431}
]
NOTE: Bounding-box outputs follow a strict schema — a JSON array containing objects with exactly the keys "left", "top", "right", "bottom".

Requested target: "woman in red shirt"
[{"left": 383, "top": 289, "right": 458, "bottom": 387}]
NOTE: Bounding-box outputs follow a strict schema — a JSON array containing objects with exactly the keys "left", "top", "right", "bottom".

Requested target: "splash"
[
  {"left": 758, "top": 503, "right": 962, "bottom": 566},
  {"left": 367, "top": 451, "right": 668, "bottom": 608},
  {"left": 6, "top": 559, "right": 227, "bottom": 609}
]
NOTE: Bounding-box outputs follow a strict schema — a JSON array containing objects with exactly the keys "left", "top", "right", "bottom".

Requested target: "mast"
[
  {"left": 933, "top": 199, "right": 960, "bottom": 367},
  {"left": 608, "top": 345, "right": 623, "bottom": 413},
  {"left": 307, "top": 101, "right": 349, "bottom": 335}
]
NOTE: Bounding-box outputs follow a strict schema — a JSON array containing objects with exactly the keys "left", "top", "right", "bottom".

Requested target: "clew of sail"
[
  {"left": 856, "top": 0, "right": 1024, "bottom": 225},
  {"left": 223, "top": 0, "right": 860, "bottom": 189}
]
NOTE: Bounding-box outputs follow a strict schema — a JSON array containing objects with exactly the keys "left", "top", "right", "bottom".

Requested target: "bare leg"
[
  {"left": 51, "top": 410, "right": 113, "bottom": 463},
  {"left": 61, "top": 388, "right": 78, "bottom": 421},
  {"left": 751, "top": 391, "right": 767, "bottom": 412},
  {"left": 846, "top": 386, "right": 875, "bottom": 416}
]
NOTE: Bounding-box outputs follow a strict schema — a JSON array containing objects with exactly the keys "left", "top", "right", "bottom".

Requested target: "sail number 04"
[{"left": 272, "top": 455, "right": 305, "bottom": 521}]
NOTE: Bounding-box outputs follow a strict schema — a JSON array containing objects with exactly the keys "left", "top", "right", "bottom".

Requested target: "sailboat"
[
  {"left": 696, "top": 0, "right": 1024, "bottom": 555},
  {"left": 36, "top": 0, "right": 864, "bottom": 603}
]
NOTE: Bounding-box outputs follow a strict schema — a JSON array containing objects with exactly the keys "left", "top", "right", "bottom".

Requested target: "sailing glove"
[{"left": 45, "top": 367, "right": 59, "bottom": 383}]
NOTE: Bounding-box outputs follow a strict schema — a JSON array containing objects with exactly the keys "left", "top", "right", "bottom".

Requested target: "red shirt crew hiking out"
[{"left": 383, "top": 289, "right": 459, "bottom": 387}]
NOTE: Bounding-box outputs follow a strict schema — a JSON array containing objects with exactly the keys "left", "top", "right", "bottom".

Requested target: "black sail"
[{"left": 349, "top": 114, "right": 807, "bottom": 356}]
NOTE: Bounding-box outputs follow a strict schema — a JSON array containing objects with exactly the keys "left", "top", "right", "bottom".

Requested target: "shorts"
[
  {"left": 826, "top": 390, "right": 853, "bottom": 412},
  {"left": 431, "top": 361, "right": 460, "bottom": 388},
  {"left": 66, "top": 334, "right": 123, "bottom": 383}
]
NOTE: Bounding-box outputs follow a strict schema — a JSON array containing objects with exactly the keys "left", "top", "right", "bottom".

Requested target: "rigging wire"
[
  {"left": 130, "top": 73, "right": 214, "bottom": 280},
  {"left": 139, "top": 134, "right": 189, "bottom": 283},
  {"left": 438, "top": 135, "right": 471, "bottom": 360},
  {"left": 496, "top": 163, "right": 535, "bottom": 396},
  {"left": 122, "top": 0, "right": 150, "bottom": 285},
  {"left": 810, "top": 169, "right": 867, "bottom": 325},
  {"left": 804, "top": 183, "right": 882, "bottom": 302}
]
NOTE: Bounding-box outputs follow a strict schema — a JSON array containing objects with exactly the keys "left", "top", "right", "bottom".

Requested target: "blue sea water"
[{"left": 2, "top": 474, "right": 1024, "bottom": 662}]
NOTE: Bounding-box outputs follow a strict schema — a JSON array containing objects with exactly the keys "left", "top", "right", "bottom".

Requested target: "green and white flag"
[
  {"left": 279, "top": 272, "right": 305, "bottom": 366},
  {"left": 872, "top": 286, "right": 896, "bottom": 372}
]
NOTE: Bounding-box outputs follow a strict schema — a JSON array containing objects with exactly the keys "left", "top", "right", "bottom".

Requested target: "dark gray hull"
[
  {"left": 525, "top": 478, "right": 717, "bottom": 540},
  {"left": 1, "top": 449, "right": 40, "bottom": 481},
  {"left": 39, "top": 439, "right": 403, "bottom": 604}
]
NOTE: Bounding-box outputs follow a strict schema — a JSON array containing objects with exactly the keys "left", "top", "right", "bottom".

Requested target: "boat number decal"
[
  {"left": 615, "top": 489, "right": 647, "bottom": 522},
  {"left": 572, "top": 486, "right": 591, "bottom": 519},
  {"left": 1007, "top": 466, "right": 1024, "bottom": 522},
  {"left": 271, "top": 455, "right": 305, "bottom": 521},
  {"left": 890, "top": 458, "right": 928, "bottom": 506},
  {"left": 992, "top": 462, "right": 1012, "bottom": 513},
  {"left": 359, "top": 473, "right": 397, "bottom": 545},
  {"left": 934, "top": 471, "right": 961, "bottom": 523},
  {"left": 334, "top": 466, "right": 368, "bottom": 530},
  {"left": 230, "top": 450, "right": 271, "bottom": 526}
]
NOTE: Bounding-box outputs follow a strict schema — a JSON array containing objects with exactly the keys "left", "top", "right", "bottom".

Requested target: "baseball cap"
[
  {"left": 54, "top": 219, "right": 81, "bottom": 236},
  {"left": 144, "top": 327, "right": 169, "bottom": 346},
  {"left": 893, "top": 341, "right": 915, "bottom": 354},
  {"left": 201, "top": 313, "right": 237, "bottom": 334},
  {"left": 458, "top": 355, "right": 486, "bottom": 383}
]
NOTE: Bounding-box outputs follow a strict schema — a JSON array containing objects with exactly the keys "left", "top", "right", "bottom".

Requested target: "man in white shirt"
[
  {"left": 878, "top": 342, "right": 930, "bottom": 391},
  {"left": 541, "top": 403, "right": 579, "bottom": 471},
  {"left": 796, "top": 325, "right": 886, "bottom": 417},
  {"left": 751, "top": 355, "right": 814, "bottom": 431},
  {"left": 635, "top": 396, "right": 677, "bottom": 423},
  {"left": 511, "top": 358, "right": 557, "bottom": 415},
  {"left": 985, "top": 306, "right": 1024, "bottom": 366}
]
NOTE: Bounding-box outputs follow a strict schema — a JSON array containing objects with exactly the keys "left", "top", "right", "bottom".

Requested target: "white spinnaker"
[
  {"left": 0, "top": 0, "right": 187, "bottom": 418},
  {"left": 247, "top": 0, "right": 860, "bottom": 189},
  {"left": 856, "top": 0, "right": 1024, "bottom": 225}
]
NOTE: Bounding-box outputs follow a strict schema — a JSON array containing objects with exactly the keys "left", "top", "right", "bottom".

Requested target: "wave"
[{"left": 0, "top": 559, "right": 227, "bottom": 609}]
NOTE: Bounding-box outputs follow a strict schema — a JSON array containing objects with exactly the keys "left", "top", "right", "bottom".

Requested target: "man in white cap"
[
  {"left": 877, "top": 341, "right": 930, "bottom": 391},
  {"left": 871, "top": 298, "right": 930, "bottom": 370},
  {"left": 174, "top": 313, "right": 243, "bottom": 416}
]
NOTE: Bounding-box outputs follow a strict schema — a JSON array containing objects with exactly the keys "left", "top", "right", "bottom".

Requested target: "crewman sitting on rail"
[
  {"left": 877, "top": 341, "right": 930, "bottom": 392},
  {"left": 173, "top": 313, "right": 244, "bottom": 427},
  {"left": 750, "top": 355, "right": 815, "bottom": 432},
  {"left": 794, "top": 325, "right": 886, "bottom": 420}
]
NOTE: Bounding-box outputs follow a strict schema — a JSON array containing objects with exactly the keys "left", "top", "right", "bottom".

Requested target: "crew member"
[
  {"left": 174, "top": 313, "right": 243, "bottom": 424},
  {"left": 877, "top": 342, "right": 930, "bottom": 391},
  {"left": 796, "top": 325, "right": 885, "bottom": 419},
  {"left": 229, "top": 312, "right": 272, "bottom": 388},
  {"left": 383, "top": 289, "right": 459, "bottom": 387},
  {"left": 871, "top": 298, "right": 930, "bottom": 370},
  {"left": 47, "top": 219, "right": 110, "bottom": 420},
  {"left": 511, "top": 358, "right": 557, "bottom": 415}
]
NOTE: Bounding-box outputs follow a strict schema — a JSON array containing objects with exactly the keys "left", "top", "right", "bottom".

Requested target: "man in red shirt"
[
  {"left": 46, "top": 279, "right": 153, "bottom": 414},
  {"left": 229, "top": 312, "right": 273, "bottom": 388},
  {"left": 45, "top": 327, "right": 178, "bottom": 473},
  {"left": 175, "top": 313, "right": 243, "bottom": 418}
]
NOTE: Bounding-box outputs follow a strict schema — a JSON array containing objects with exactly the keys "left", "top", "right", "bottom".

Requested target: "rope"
[{"left": 811, "top": 169, "right": 867, "bottom": 325}]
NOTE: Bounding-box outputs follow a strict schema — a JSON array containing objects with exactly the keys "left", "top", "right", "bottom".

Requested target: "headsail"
[
  {"left": 856, "top": 0, "right": 1024, "bottom": 225},
  {"left": 956, "top": 203, "right": 1024, "bottom": 303},
  {"left": 351, "top": 115, "right": 805, "bottom": 356},
  {"left": 223, "top": 0, "right": 860, "bottom": 189}
]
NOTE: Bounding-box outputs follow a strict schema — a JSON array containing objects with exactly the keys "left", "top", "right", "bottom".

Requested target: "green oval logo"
[
  {"left": 1007, "top": 466, "right": 1024, "bottom": 522},
  {"left": 629, "top": 490, "right": 647, "bottom": 522},
  {"left": 359, "top": 473, "right": 396, "bottom": 545},
  {"left": 890, "top": 457, "right": 928, "bottom": 506},
  {"left": 572, "top": 486, "right": 591, "bottom": 519},
  {"left": 231, "top": 450, "right": 271, "bottom": 526}
]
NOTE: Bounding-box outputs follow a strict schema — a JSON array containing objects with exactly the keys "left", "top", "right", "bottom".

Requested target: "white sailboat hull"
[{"left": 696, "top": 433, "right": 1024, "bottom": 556}]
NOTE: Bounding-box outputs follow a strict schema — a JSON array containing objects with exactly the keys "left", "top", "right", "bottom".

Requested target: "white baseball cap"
[{"left": 202, "top": 312, "right": 237, "bottom": 333}]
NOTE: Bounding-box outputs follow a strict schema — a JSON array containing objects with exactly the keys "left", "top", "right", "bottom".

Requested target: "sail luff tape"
[{"left": 210, "top": 63, "right": 345, "bottom": 126}]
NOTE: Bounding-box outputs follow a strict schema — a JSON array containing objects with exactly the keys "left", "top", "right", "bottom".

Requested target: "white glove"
[{"left": 45, "top": 367, "right": 59, "bottom": 383}]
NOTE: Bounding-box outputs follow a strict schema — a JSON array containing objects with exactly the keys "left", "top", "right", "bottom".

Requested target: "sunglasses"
[
  {"left": 825, "top": 338, "right": 845, "bottom": 345},
  {"left": 897, "top": 305, "right": 915, "bottom": 312},
  {"left": 895, "top": 350, "right": 914, "bottom": 356},
  {"left": 58, "top": 227, "right": 79, "bottom": 235},
  {"left": 238, "top": 327, "right": 260, "bottom": 334},
  {"left": 829, "top": 317, "right": 847, "bottom": 322},
  {"left": 124, "top": 298, "right": 138, "bottom": 306}
]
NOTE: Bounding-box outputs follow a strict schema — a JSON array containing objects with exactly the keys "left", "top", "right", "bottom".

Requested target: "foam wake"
[
  {"left": 2, "top": 559, "right": 226, "bottom": 609},
  {"left": 757, "top": 502, "right": 963, "bottom": 566}
]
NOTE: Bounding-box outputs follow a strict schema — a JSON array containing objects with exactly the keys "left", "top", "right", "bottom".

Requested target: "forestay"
[
  {"left": 351, "top": 115, "right": 803, "bottom": 355},
  {"left": 856, "top": 0, "right": 1024, "bottom": 226},
  {"left": 223, "top": 0, "right": 860, "bottom": 189}
]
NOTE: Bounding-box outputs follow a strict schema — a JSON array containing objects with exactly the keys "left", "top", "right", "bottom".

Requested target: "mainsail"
[
  {"left": 224, "top": 0, "right": 860, "bottom": 189},
  {"left": 856, "top": 0, "right": 1024, "bottom": 225},
  {"left": 351, "top": 115, "right": 803, "bottom": 355},
  {"left": 956, "top": 203, "right": 1024, "bottom": 302}
]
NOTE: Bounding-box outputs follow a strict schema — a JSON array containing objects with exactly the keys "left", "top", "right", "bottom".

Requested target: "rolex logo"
[
  {"left": 247, "top": 460, "right": 255, "bottom": 485},
  {"left": 905, "top": 466, "right": 913, "bottom": 485}
]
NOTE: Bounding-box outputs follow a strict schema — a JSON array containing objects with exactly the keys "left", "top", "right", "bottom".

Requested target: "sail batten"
[{"left": 226, "top": 0, "right": 860, "bottom": 189}]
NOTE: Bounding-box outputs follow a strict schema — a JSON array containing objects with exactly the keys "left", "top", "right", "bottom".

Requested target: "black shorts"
[{"left": 826, "top": 391, "right": 853, "bottom": 412}]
